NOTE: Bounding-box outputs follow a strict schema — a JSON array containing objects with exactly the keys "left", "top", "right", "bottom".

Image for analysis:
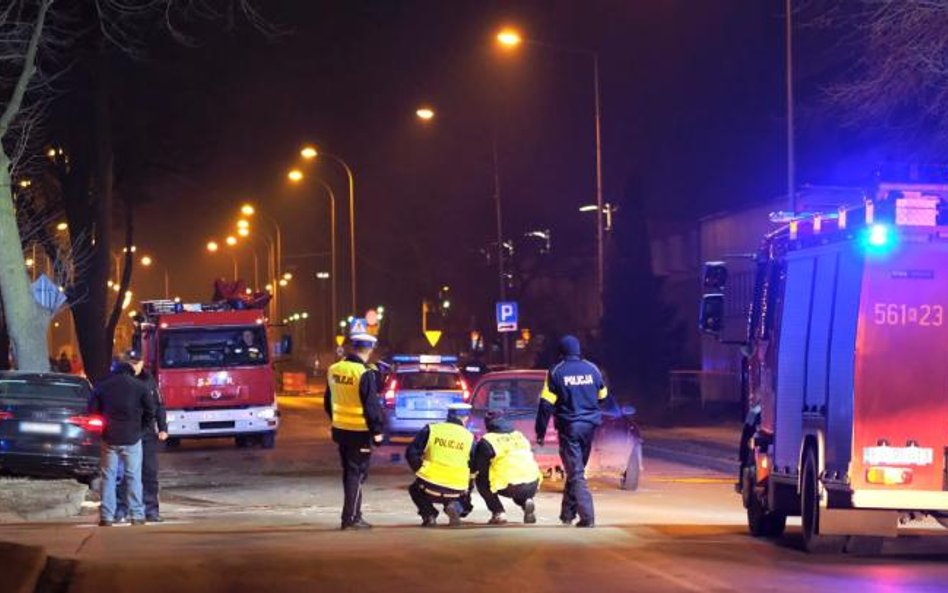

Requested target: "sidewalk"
[{"left": 641, "top": 423, "right": 740, "bottom": 476}]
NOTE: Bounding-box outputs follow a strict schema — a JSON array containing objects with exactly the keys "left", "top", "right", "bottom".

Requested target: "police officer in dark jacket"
[
  {"left": 324, "top": 333, "right": 385, "bottom": 530},
  {"left": 535, "top": 335, "right": 613, "bottom": 527},
  {"left": 116, "top": 356, "right": 168, "bottom": 523}
]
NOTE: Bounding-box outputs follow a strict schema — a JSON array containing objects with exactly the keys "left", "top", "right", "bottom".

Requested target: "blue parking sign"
[{"left": 496, "top": 301, "right": 518, "bottom": 333}]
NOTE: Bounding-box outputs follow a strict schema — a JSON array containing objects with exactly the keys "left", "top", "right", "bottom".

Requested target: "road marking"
[{"left": 649, "top": 477, "right": 734, "bottom": 484}]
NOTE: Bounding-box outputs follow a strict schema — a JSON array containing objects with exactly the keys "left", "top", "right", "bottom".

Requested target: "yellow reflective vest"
[
  {"left": 416, "top": 422, "right": 474, "bottom": 490},
  {"left": 481, "top": 430, "right": 542, "bottom": 492},
  {"left": 328, "top": 360, "right": 369, "bottom": 432}
]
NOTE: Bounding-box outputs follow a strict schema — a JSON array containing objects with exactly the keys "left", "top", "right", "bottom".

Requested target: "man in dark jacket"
[
  {"left": 324, "top": 333, "right": 385, "bottom": 530},
  {"left": 115, "top": 358, "right": 168, "bottom": 522},
  {"left": 535, "top": 335, "right": 614, "bottom": 528},
  {"left": 89, "top": 353, "right": 156, "bottom": 526},
  {"left": 474, "top": 409, "right": 541, "bottom": 525}
]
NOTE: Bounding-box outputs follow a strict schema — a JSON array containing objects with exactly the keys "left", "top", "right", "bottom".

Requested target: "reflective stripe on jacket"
[
  {"left": 416, "top": 422, "right": 474, "bottom": 490},
  {"left": 328, "top": 360, "right": 369, "bottom": 432},
  {"left": 481, "top": 430, "right": 541, "bottom": 492}
]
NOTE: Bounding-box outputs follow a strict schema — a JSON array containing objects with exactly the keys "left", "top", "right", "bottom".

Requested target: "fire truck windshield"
[{"left": 159, "top": 326, "right": 268, "bottom": 369}]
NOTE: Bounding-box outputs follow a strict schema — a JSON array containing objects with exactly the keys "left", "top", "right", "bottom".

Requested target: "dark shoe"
[
  {"left": 341, "top": 519, "right": 372, "bottom": 531},
  {"left": 113, "top": 515, "right": 129, "bottom": 525},
  {"left": 98, "top": 520, "right": 113, "bottom": 527},
  {"left": 131, "top": 518, "right": 147, "bottom": 526},
  {"left": 444, "top": 504, "right": 462, "bottom": 527},
  {"left": 523, "top": 499, "right": 537, "bottom": 524},
  {"left": 488, "top": 512, "right": 507, "bottom": 525},
  {"left": 576, "top": 519, "right": 595, "bottom": 528},
  {"left": 145, "top": 515, "right": 164, "bottom": 523},
  {"left": 560, "top": 516, "right": 575, "bottom": 526},
  {"left": 421, "top": 515, "right": 438, "bottom": 527}
]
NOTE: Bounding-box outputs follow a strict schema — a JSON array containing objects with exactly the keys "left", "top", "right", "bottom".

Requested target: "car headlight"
[{"left": 258, "top": 408, "right": 277, "bottom": 420}]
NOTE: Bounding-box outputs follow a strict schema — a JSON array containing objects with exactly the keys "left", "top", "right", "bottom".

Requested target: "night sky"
[{"left": 125, "top": 1, "right": 861, "bottom": 343}]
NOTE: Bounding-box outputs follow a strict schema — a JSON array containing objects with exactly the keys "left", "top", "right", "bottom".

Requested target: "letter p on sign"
[{"left": 496, "top": 301, "right": 518, "bottom": 333}]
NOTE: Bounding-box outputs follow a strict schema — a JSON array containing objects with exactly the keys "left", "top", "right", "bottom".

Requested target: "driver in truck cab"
[{"left": 230, "top": 329, "right": 262, "bottom": 363}]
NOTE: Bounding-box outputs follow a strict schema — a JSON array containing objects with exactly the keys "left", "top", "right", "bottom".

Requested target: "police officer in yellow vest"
[
  {"left": 474, "top": 409, "right": 542, "bottom": 525},
  {"left": 324, "top": 332, "right": 385, "bottom": 530},
  {"left": 405, "top": 403, "right": 475, "bottom": 527}
]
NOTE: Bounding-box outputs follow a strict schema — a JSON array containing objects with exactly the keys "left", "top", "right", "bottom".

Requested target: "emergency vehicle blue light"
[
  {"left": 862, "top": 224, "right": 897, "bottom": 255},
  {"left": 392, "top": 355, "right": 459, "bottom": 364}
]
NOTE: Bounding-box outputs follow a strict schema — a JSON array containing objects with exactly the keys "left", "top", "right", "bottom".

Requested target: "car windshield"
[
  {"left": 0, "top": 379, "right": 89, "bottom": 401},
  {"left": 398, "top": 371, "right": 460, "bottom": 391},
  {"left": 159, "top": 327, "right": 268, "bottom": 369},
  {"left": 472, "top": 379, "right": 544, "bottom": 411}
]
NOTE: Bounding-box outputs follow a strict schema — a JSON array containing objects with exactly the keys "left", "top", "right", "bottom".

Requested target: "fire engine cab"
[
  {"left": 700, "top": 182, "right": 948, "bottom": 553},
  {"left": 136, "top": 299, "right": 280, "bottom": 449}
]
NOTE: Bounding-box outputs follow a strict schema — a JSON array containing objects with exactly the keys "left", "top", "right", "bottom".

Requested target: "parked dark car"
[
  {"left": 468, "top": 369, "right": 643, "bottom": 489},
  {"left": 0, "top": 371, "right": 101, "bottom": 483}
]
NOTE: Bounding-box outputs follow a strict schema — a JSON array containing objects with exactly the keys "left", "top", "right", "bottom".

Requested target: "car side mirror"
[{"left": 699, "top": 294, "right": 725, "bottom": 336}]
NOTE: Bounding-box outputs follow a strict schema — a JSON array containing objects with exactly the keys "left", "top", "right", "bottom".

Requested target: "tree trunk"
[
  {"left": 0, "top": 160, "right": 52, "bottom": 370},
  {"left": 106, "top": 197, "right": 134, "bottom": 352},
  {"left": 0, "top": 302, "right": 10, "bottom": 370}
]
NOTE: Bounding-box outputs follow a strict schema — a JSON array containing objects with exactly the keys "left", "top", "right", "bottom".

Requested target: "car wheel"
[
  {"left": 620, "top": 439, "right": 642, "bottom": 491},
  {"left": 801, "top": 448, "right": 846, "bottom": 553}
]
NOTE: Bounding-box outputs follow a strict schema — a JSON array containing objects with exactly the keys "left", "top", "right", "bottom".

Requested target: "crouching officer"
[
  {"left": 406, "top": 403, "right": 475, "bottom": 527},
  {"left": 474, "top": 409, "right": 542, "bottom": 525},
  {"left": 324, "top": 332, "right": 385, "bottom": 530},
  {"left": 536, "top": 335, "right": 613, "bottom": 528}
]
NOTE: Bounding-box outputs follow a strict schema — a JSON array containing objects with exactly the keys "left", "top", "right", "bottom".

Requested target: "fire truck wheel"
[
  {"left": 164, "top": 438, "right": 181, "bottom": 450},
  {"left": 801, "top": 449, "right": 846, "bottom": 554},
  {"left": 259, "top": 431, "right": 276, "bottom": 449},
  {"left": 743, "top": 466, "right": 786, "bottom": 537}
]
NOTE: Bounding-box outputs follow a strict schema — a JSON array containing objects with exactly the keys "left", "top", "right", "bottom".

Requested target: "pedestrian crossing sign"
[{"left": 350, "top": 318, "right": 368, "bottom": 335}]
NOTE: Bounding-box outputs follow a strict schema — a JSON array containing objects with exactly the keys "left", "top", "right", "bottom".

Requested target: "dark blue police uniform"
[{"left": 535, "top": 335, "right": 610, "bottom": 527}]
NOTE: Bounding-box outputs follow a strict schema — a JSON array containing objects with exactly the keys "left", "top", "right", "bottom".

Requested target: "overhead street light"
[
  {"left": 207, "top": 241, "right": 219, "bottom": 252},
  {"left": 496, "top": 28, "right": 522, "bottom": 48},
  {"left": 55, "top": 221, "right": 68, "bottom": 232},
  {"left": 316, "top": 271, "right": 330, "bottom": 280},
  {"left": 140, "top": 255, "right": 153, "bottom": 267},
  {"left": 416, "top": 107, "right": 435, "bottom": 121},
  {"left": 237, "top": 227, "right": 250, "bottom": 237},
  {"left": 225, "top": 236, "right": 238, "bottom": 246},
  {"left": 287, "top": 169, "right": 304, "bottom": 183},
  {"left": 237, "top": 219, "right": 250, "bottom": 229},
  {"left": 301, "top": 146, "right": 318, "bottom": 160}
]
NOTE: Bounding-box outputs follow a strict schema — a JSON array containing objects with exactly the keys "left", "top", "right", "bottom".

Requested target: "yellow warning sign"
[
  {"left": 424, "top": 330, "right": 442, "bottom": 348},
  {"left": 335, "top": 335, "right": 345, "bottom": 346}
]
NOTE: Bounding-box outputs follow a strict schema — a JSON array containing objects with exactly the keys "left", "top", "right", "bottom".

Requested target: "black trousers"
[
  {"left": 558, "top": 421, "right": 596, "bottom": 523},
  {"left": 408, "top": 479, "right": 471, "bottom": 518},
  {"left": 476, "top": 474, "right": 539, "bottom": 515},
  {"left": 116, "top": 431, "right": 160, "bottom": 518},
  {"left": 338, "top": 439, "right": 372, "bottom": 524}
]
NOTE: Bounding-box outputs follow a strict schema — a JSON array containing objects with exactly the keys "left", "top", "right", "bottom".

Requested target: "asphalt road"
[{"left": 1, "top": 394, "right": 947, "bottom": 593}]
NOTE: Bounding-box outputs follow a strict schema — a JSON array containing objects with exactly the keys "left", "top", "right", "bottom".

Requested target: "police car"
[{"left": 381, "top": 355, "right": 471, "bottom": 440}]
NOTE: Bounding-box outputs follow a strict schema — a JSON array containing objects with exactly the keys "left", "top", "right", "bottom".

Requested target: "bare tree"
[
  {"left": 806, "top": 1, "right": 948, "bottom": 154},
  {"left": 0, "top": 0, "right": 57, "bottom": 370}
]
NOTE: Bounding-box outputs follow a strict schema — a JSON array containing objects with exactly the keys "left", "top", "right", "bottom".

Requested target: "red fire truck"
[
  {"left": 136, "top": 300, "right": 280, "bottom": 449},
  {"left": 700, "top": 182, "right": 947, "bottom": 553}
]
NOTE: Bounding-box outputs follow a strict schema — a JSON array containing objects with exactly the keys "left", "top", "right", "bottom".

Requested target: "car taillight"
[
  {"left": 384, "top": 379, "right": 397, "bottom": 408},
  {"left": 459, "top": 378, "right": 471, "bottom": 402},
  {"left": 0, "top": 411, "right": 13, "bottom": 421},
  {"left": 68, "top": 415, "right": 105, "bottom": 434}
]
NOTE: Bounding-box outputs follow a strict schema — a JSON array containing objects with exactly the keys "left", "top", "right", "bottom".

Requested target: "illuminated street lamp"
[
  {"left": 225, "top": 235, "right": 238, "bottom": 246},
  {"left": 241, "top": 204, "right": 255, "bottom": 216},
  {"left": 237, "top": 227, "right": 250, "bottom": 237},
  {"left": 206, "top": 241, "right": 219, "bottom": 252},
  {"left": 496, "top": 26, "right": 605, "bottom": 322},
  {"left": 301, "top": 146, "right": 318, "bottom": 160},
  {"left": 416, "top": 107, "right": 435, "bottom": 121},
  {"left": 140, "top": 255, "right": 153, "bottom": 267},
  {"left": 283, "top": 272, "right": 293, "bottom": 281},
  {"left": 237, "top": 219, "right": 250, "bottom": 229},
  {"left": 55, "top": 221, "right": 68, "bottom": 232},
  {"left": 287, "top": 169, "right": 304, "bottom": 183},
  {"left": 496, "top": 28, "right": 522, "bottom": 48},
  {"left": 279, "top": 278, "right": 288, "bottom": 287},
  {"left": 316, "top": 271, "right": 330, "bottom": 280}
]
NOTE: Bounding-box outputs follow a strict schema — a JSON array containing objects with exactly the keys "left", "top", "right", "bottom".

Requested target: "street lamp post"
[
  {"left": 497, "top": 28, "right": 606, "bottom": 323},
  {"left": 300, "top": 147, "right": 357, "bottom": 315}
]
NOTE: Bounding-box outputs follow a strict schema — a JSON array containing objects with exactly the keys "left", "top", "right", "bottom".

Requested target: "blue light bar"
[{"left": 392, "top": 355, "right": 459, "bottom": 364}]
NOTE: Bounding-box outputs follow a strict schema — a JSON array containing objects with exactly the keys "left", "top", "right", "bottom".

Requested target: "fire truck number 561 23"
[{"left": 872, "top": 303, "right": 944, "bottom": 327}]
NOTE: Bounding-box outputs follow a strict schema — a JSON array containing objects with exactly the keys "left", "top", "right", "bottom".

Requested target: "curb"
[
  {"left": 0, "top": 542, "right": 47, "bottom": 593},
  {"left": 644, "top": 442, "right": 738, "bottom": 475}
]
